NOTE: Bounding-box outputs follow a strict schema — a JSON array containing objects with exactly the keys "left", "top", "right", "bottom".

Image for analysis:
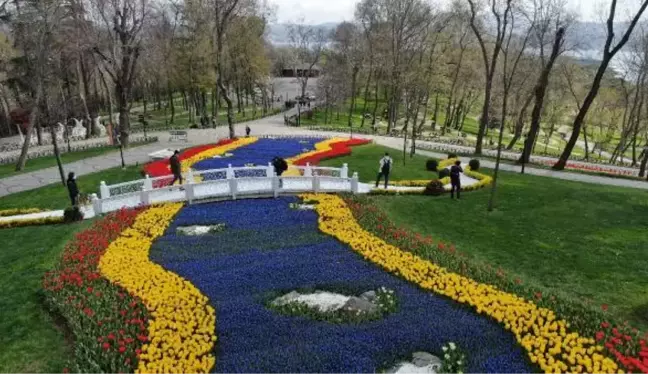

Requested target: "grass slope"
[
  {"left": 0, "top": 165, "right": 146, "bottom": 371},
  {"left": 325, "top": 143, "right": 648, "bottom": 329},
  {"left": 0, "top": 221, "right": 94, "bottom": 372},
  {"left": 0, "top": 165, "right": 143, "bottom": 211}
]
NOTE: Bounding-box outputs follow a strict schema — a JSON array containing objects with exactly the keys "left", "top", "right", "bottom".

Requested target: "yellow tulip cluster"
[
  {"left": 282, "top": 137, "right": 348, "bottom": 176},
  {"left": 0, "top": 207, "right": 45, "bottom": 217},
  {"left": 302, "top": 193, "right": 620, "bottom": 374},
  {"left": 181, "top": 137, "right": 259, "bottom": 173},
  {"left": 99, "top": 204, "right": 217, "bottom": 374}
]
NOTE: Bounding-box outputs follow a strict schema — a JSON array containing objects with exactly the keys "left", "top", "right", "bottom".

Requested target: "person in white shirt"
[{"left": 376, "top": 152, "right": 393, "bottom": 188}]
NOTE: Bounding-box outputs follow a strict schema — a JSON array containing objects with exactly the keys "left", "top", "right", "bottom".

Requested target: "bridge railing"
[{"left": 93, "top": 163, "right": 358, "bottom": 215}]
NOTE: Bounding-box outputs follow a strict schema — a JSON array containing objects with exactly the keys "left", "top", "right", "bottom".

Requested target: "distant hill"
[
  {"left": 266, "top": 20, "right": 640, "bottom": 66},
  {"left": 267, "top": 23, "right": 338, "bottom": 45}
]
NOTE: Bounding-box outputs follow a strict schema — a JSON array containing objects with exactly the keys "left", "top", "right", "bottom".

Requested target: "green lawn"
[
  {"left": 0, "top": 164, "right": 146, "bottom": 371},
  {"left": 320, "top": 143, "right": 435, "bottom": 182},
  {"left": 0, "top": 221, "right": 94, "bottom": 372},
  {"left": 0, "top": 165, "right": 144, "bottom": 211},
  {"left": 324, "top": 143, "right": 648, "bottom": 329}
]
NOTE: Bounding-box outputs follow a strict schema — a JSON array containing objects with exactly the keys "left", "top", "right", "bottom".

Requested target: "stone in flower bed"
[
  {"left": 268, "top": 287, "right": 397, "bottom": 323},
  {"left": 177, "top": 224, "right": 226, "bottom": 235},
  {"left": 386, "top": 351, "right": 443, "bottom": 374},
  {"left": 289, "top": 202, "right": 316, "bottom": 210}
]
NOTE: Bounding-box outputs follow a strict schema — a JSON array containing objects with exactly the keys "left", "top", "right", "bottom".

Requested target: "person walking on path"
[
  {"left": 272, "top": 156, "right": 288, "bottom": 187},
  {"left": 375, "top": 152, "right": 393, "bottom": 188},
  {"left": 246, "top": 125, "right": 251, "bottom": 137},
  {"left": 450, "top": 160, "right": 463, "bottom": 199},
  {"left": 67, "top": 172, "right": 79, "bottom": 206},
  {"left": 170, "top": 150, "right": 183, "bottom": 185}
]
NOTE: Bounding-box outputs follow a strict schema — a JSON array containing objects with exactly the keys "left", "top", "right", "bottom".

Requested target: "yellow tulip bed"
[
  {"left": 99, "top": 204, "right": 217, "bottom": 373},
  {"left": 0, "top": 207, "right": 45, "bottom": 217},
  {"left": 376, "top": 158, "right": 493, "bottom": 195},
  {"left": 302, "top": 193, "right": 621, "bottom": 374},
  {"left": 0, "top": 215, "right": 64, "bottom": 229},
  {"left": 181, "top": 137, "right": 258, "bottom": 174}
]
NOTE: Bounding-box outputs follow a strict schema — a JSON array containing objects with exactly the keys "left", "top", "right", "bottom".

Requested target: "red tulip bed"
[
  {"left": 143, "top": 139, "right": 236, "bottom": 184},
  {"left": 292, "top": 138, "right": 371, "bottom": 166},
  {"left": 535, "top": 159, "right": 639, "bottom": 177},
  {"left": 42, "top": 208, "right": 149, "bottom": 373}
]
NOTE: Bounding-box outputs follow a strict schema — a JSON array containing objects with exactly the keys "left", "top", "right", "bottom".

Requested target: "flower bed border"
[
  {"left": 340, "top": 194, "right": 648, "bottom": 373},
  {"left": 43, "top": 208, "right": 149, "bottom": 373},
  {"left": 303, "top": 193, "right": 620, "bottom": 374},
  {"left": 0, "top": 215, "right": 64, "bottom": 229},
  {"left": 98, "top": 204, "right": 217, "bottom": 373}
]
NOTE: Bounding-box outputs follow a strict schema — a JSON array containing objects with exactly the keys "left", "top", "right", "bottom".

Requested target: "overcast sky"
[{"left": 269, "top": 0, "right": 609, "bottom": 25}]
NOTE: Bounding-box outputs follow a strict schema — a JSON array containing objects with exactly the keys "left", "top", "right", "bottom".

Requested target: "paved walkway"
[{"left": 1, "top": 113, "right": 647, "bottom": 199}]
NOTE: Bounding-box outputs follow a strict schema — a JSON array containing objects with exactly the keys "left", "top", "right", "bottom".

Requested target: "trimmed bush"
[
  {"left": 469, "top": 159, "right": 480, "bottom": 171},
  {"left": 63, "top": 206, "right": 84, "bottom": 223},
  {"left": 423, "top": 180, "right": 446, "bottom": 196},
  {"left": 448, "top": 153, "right": 458, "bottom": 159},
  {"left": 439, "top": 168, "right": 450, "bottom": 179},
  {"left": 426, "top": 159, "right": 439, "bottom": 171}
]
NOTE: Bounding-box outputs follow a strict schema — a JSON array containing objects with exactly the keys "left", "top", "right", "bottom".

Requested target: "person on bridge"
[
  {"left": 375, "top": 152, "right": 393, "bottom": 189},
  {"left": 67, "top": 172, "right": 79, "bottom": 206},
  {"left": 170, "top": 150, "right": 183, "bottom": 185},
  {"left": 450, "top": 160, "right": 463, "bottom": 200},
  {"left": 272, "top": 156, "right": 288, "bottom": 188}
]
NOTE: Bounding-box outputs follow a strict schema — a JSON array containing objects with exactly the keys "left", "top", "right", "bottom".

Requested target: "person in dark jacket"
[
  {"left": 375, "top": 153, "right": 393, "bottom": 188},
  {"left": 67, "top": 172, "right": 79, "bottom": 206},
  {"left": 245, "top": 125, "right": 251, "bottom": 137},
  {"left": 272, "top": 156, "right": 288, "bottom": 187},
  {"left": 450, "top": 160, "right": 463, "bottom": 199},
  {"left": 170, "top": 150, "right": 183, "bottom": 185}
]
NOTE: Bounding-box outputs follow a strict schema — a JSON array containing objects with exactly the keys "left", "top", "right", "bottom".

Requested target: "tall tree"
[
  {"left": 553, "top": 0, "right": 648, "bottom": 169},
  {"left": 467, "top": 0, "right": 513, "bottom": 155},
  {"left": 90, "top": 0, "right": 150, "bottom": 147},
  {"left": 289, "top": 22, "right": 327, "bottom": 98}
]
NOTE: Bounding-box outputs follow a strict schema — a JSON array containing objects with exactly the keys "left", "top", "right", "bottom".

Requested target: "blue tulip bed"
[
  {"left": 192, "top": 138, "right": 323, "bottom": 180},
  {"left": 150, "top": 197, "right": 534, "bottom": 373}
]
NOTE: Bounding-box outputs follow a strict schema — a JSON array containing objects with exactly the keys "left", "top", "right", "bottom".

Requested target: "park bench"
[{"left": 169, "top": 130, "right": 188, "bottom": 142}]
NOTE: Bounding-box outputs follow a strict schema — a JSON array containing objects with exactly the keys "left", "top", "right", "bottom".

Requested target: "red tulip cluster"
[
  {"left": 143, "top": 139, "right": 236, "bottom": 180},
  {"left": 43, "top": 208, "right": 151, "bottom": 373},
  {"left": 537, "top": 159, "right": 637, "bottom": 177},
  {"left": 596, "top": 320, "right": 648, "bottom": 373},
  {"left": 292, "top": 138, "right": 370, "bottom": 166}
]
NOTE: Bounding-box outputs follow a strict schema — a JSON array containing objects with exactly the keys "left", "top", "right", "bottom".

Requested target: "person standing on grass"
[
  {"left": 375, "top": 152, "right": 393, "bottom": 188},
  {"left": 450, "top": 160, "right": 463, "bottom": 200},
  {"left": 170, "top": 150, "right": 183, "bottom": 185},
  {"left": 67, "top": 172, "right": 79, "bottom": 206}
]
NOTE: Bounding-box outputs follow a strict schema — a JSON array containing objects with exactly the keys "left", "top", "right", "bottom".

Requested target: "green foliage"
[
  {"left": 469, "top": 159, "right": 480, "bottom": 171},
  {"left": 423, "top": 180, "right": 445, "bottom": 196},
  {"left": 440, "top": 342, "right": 467, "bottom": 374},
  {"left": 426, "top": 159, "right": 439, "bottom": 171},
  {"left": 63, "top": 207, "right": 84, "bottom": 223},
  {"left": 438, "top": 168, "right": 450, "bottom": 179}
]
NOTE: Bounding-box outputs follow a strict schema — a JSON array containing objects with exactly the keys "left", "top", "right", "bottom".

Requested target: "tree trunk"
[
  {"left": 432, "top": 91, "right": 439, "bottom": 130},
  {"left": 521, "top": 28, "right": 565, "bottom": 165},
  {"left": 507, "top": 92, "right": 533, "bottom": 150},
  {"left": 360, "top": 65, "right": 373, "bottom": 128},
  {"left": 15, "top": 81, "right": 43, "bottom": 171},
  {"left": 348, "top": 67, "right": 359, "bottom": 128},
  {"left": 371, "top": 81, "right": 380, "bottom": 128}
]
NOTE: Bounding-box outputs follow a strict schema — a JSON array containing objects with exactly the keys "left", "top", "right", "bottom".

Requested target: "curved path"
[{"left": 1, "top": 112, "right": 647, "bottom": 199}]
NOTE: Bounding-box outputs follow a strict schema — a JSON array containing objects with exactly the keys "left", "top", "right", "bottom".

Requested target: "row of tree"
[
  {"left": 311, "top": 0, "right": 648, "bottom": 176},
  {"left": 0, "top": 0, "right": 274, "bottom": 175}
]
